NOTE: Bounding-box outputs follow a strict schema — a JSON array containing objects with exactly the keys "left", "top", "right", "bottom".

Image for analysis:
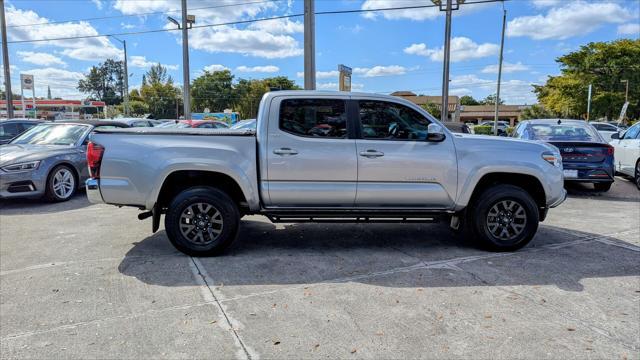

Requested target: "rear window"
[
  {"left": 279, "top": 99, "right": 347, "bottom": 138},
  {"left": 523, "top": 123, "right": 601, "bottom": 142}
]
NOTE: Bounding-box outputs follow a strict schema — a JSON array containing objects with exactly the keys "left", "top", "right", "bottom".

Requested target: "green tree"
[
  {"left": 421, "top": 102, "right": 441, "bottom": 119},
  {"left": 535, "top": 39, "right": 640, "bottom": 120},
  {"left": 459, "top": 95, "right": 480, "bottom": 106},
  {"left": 480, "top": 94, "right": 504, "bottom": 106},
  {"left": 191, "top": 70, "right": 234, "bottom": 112},
  {"left": 139, "top": 64, "right": 179, "bottom": 119},
  {"left": 47, "top": 86, "right": 52, "bottom": 99},
  {"left": 520, "top": 104, "right": 558, "bottom": 120},
  {"left": 77, "top": 59, "right": 125, "bottom": 105}
]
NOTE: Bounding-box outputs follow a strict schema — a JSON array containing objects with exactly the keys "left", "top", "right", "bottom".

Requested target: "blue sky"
[{"left": 2, "top": 0, "right": 639, "bottom": 104}]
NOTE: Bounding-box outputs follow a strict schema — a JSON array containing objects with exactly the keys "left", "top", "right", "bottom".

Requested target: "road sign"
[
  {"left": 338, "top": 64, "right": 352, "bottom": 92},
  {"left": 20, "top": 74, "right": 34, "bottom": 90}
]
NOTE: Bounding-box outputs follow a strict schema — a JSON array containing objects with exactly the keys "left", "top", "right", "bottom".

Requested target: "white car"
[
  {"left": 591, "top": 122, "right": 622, "bottom": 141},
  {"left": 610, "top": 122, "right": 640, "bottom": 189}
]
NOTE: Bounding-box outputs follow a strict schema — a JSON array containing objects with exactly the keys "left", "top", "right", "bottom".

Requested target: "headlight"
[
  {"left": 542, "top": 152, "right": 562, "bottom": 168},
  {"left": 1, "top": 161, "right": 41, "bottom": 172}
]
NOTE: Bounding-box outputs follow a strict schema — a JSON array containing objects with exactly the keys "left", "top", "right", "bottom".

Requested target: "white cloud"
[
  {"left": 354, "top": 65, "right": 406, "bottom": 77},
  {"left": 360, "top": 0, "right": 489, "bottom": 21},
  {"left": 189, "top": 26, "right": 302, "bottom": 58},
  {"left": 450, "top": 74, "right": 538, "bottom": 104},
  {"left": 120, "top": 22, "right": 136, "bottom": 30},
  {"left": 203, "top": 64, "right": 230, "bottom": 72},
  {"left": 129, "top": 55, "right": 179, "bottom": 70},
  {"left": 114, "top": 0, "right": 276, "bottom": 23},
  {"left": 481, "top": 62, "right": 529, "bottom": 74},
  {"left": 17, "top": 51, "right": 67, "bottom": 67},
  {"left": 247, "top": 18, "right": 303, "bottom": 34},
  {"left": 22, "top": 67, "right": 85, "bottom": 99},
  {"left": 5, "top": 6, "right": 121, "bottom": 62},
  {"left": 531, "top": 0, "right": 561, "bottom": 8},
  {"left": 618, "top": 23, "right": 640, "bottom": 36},
  {"left": 317, "top": 82, "right": 364, "bottom": 91},
  {"left": 296, "top": 70, "right": 339, "bottom": 79},
  {"left": 91, "top": 0, "right": 103, "bottom": 10},
  {"left": 236, "top": 65, "right": 280, "bottom": 73},
  {"left": 404, "top": 37, "right": 498, "bottom": 62},
  {"left": 507, "top": 1, "right": 634, "bottom": 40}
]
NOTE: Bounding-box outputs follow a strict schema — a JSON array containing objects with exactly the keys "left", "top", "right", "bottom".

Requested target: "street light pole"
[
  {"left": 1, "top": 0, "right": 14, "bottom": 118},
  {"left": 304, "top": 0, "right": 316, "bottom": 90},
  {"left": 181, "top": 0, "right": 192, "bottom": 119},
  {"left": 621, "top": 79, "right": 629, "bottom": 103},
  {"left": 110, "top": 35, "right": 129, "bottom": 116},
  {"left": 493, "top": 9, "right": 506, "bottom": 135}
]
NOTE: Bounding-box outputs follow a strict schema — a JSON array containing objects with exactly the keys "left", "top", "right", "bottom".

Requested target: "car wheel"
[
  {"left": 165, "top": 186, "right": 240, "bottom": 256},
  {"left": 468, "top": 184, "right": 539, "bottom": 252},
  {"left": 45, "top": 165, "right": 77, "bottom": 202},
  {"left": 635, "top": 161, "right": 640, "bottom": 190},
  {"left": 593, "top": 182, "right": 612, "bottom": 192}
]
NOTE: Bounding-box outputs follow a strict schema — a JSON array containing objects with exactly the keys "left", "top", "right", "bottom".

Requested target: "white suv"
[{"left": 610, "top": 122, "right": 640, "bottom": 189}]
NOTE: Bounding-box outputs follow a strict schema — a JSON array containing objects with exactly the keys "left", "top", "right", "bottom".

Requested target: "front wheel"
[
  {"left": 635, "top": 161, "right": 640, "bottom": 190},
  {"left": 593, "top": 182, "right": 612, "bottom": 192},
  {"left": 165, "top": 187, "right": 240, "bottom": 256},
  {"left": 468, "top": 184, "right": 539, "bottom": 252},
  {"left": 45, "top": 165, "right": 77, "bottom": 202}
]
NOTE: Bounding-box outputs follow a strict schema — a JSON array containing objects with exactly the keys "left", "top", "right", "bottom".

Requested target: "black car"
[
  {"left": 513, "top": 119, "right": 615, "bottom": 191},
  {"left": 0, "top": 118, "right": 43, "bottom": 144}
]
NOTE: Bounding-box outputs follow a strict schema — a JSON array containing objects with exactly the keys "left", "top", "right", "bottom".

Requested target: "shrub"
[{"left": 472, "top": 125, "right": 493, "bottom": 135}]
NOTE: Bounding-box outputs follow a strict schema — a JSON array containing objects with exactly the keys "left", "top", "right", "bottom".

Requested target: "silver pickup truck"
[{"left": 86, "top": 91, "right": 566, "bottom": 255}]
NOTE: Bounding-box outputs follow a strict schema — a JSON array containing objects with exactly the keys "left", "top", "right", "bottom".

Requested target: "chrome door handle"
[
  {"left": 273, "top": 148, "right": 298, "bottom": 155},
  {"left": 359, "top": 149, "right": 384, "bottom": 158}
]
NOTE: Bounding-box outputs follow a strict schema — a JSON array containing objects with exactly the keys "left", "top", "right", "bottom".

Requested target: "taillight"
[
  {"left": 604, "top": 145, "right": 614, "bottom": 156},
  {"left": 87, "top": 142, "right": 105, "bottom": 179}
]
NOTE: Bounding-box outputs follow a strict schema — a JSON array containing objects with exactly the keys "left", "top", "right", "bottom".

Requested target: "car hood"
[
  {"left": 453, "top": 133, "right": 559, "bottom": 153},
  {"left": 0, "top": 144, "right": 79, "bottom": 167}
]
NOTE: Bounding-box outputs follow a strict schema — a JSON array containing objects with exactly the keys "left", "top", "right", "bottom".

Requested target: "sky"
[{"left": 1, "top": 0, "right": 639, "bottom": 104}]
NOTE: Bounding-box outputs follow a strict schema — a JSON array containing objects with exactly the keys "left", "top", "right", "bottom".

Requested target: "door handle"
[
  {"left": 273, "top": 147, "right": 298, "bottom": 155},
  {"left": 359, "top": 149, "right": 384, "bottom": 158}
]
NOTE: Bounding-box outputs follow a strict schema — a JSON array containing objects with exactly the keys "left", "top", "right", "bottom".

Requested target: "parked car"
[
  {"left": 610, "top": 122, "right": 640, "bottom": 189},
  {"left": 0, "top": 120, "right": 129, "bottom": 202},
  {"left": 110, "top": 118, "right": 157, "bottom": 128},
  {"left": 0, "top": 118, "right": 43, "bottom": 145},
  {"left": 230, "top": 119, "right": 256, "bottom": 130},
  {"left": 512, "top": 119, "right": 614, "bottom": 191},
  {"left": 442, "top": 122, "right": 471, "bottom": 134},
  {"left": 590, "top": 121, "right": 622, "bottom": 141},
  {"left": 159, "top": 120, "right": 230, "bottom": 129},
  {"left": 86, "top": 91, "right": 566, "bottom": 255},
  {"left": 480, "top": 121, "right": 509, "bottom": 136}
]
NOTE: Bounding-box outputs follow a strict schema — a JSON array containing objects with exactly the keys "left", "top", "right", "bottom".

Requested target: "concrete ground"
[{"left": 1, "top": 178, "right": 639, "bottom": 359}]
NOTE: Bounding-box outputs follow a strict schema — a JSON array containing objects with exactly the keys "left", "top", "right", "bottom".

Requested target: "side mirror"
[
  {"left": 610, "top": 132, "right": 620, "bottom": 140},
  {"left": 427, "top": 123, "right": 446, "bottom": 142}
]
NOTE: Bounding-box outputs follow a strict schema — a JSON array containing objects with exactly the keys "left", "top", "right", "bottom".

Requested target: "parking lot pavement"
[{"left": 1, "top": 179, "right": 638, "bottom": 359}]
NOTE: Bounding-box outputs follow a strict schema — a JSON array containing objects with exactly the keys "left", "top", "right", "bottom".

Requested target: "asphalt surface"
[{"left": 1, "top": 178, "right": 639, "bottom": 359}]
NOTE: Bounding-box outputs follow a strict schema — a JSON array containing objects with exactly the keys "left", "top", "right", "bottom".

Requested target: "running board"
[{"left": 263, "top": 209, "right": 449, "bottom": 224}]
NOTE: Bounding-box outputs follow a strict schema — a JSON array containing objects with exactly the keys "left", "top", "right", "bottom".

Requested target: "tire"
[
  {"left": 593, "top": 182, "right": 613, "bottom": 192},
  {"left": 45, "top": 165, "right": 77, "bottom": 202},
  {"left": 468, "top": 184, "right": 539, "bottom": 252},
  {"left": 635, "top": 160, "right": 640, "bottom": 190},
  {"left": 164, "top": 186, "right": 240, "bottom": 256}
]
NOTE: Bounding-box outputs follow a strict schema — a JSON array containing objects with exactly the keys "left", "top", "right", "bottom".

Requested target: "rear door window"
[
  {"left": 358, "top": 100, "right": 431, "bottom": 140},
  {"left": 279, "top": 99, "right": 347, "bottom": 138}
]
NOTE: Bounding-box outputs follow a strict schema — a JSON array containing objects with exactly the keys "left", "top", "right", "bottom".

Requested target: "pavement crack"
[{"left": 189, "top": 257, "right": 256, "bottom": 360}]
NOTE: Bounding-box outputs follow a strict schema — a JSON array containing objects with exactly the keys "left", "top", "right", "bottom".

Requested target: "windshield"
[
  {"left": 524, "top": 123, "right": 601, "bottom": 142},
  {"left": 10, "top": 124, "right": 88, "bottom": 146}
]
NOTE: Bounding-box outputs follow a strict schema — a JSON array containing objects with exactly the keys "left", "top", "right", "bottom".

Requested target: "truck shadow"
[
  {"left": 118, "top": 220, "right": 640, "bottom": 292},
  {"left": 0, "top": 190, "right": 91, "bottom": 215}
]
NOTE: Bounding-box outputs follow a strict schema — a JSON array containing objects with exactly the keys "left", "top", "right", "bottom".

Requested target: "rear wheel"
[
  {"left": 593, "top": 182, "right": 612, "bottom": 192},
  {"left": 635, "top": 160, "right": 640, "bottom": 190},
  {"left": 468, "top": 184, "right": 539, "bottom": 251},
  {"left": 165, "top": 187, "right": 240, "bottom": 256},
  {"left": 45, "top": 165, "right": 77, "bottom": 202}
]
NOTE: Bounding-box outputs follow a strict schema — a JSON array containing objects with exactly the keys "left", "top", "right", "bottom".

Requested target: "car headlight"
[
  {"left": 542, "top": 152, "right": 562, "bottom": 168},
  {"left": 1, "top": 161, "right": 41, "bottom": 172}
]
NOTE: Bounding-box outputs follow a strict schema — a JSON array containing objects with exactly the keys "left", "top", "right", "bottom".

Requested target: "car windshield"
[
  {"left": 10, "top": 124, "right": 88, "bottom": 146},
  {"left": 527, "top": 123, "right": 600, "bottom": 141}
]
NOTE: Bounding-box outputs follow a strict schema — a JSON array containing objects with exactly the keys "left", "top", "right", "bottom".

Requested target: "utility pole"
[
  {"left": 304, "top": 0, "right": 316, "bottom": 90},
  {"left": 493, "top": 8, "right": 506, "bottom": 135},
  {"left": 621, "top": 79, "right": 629, "bottom": 103},
  {"left": 441, "top": 0, "right": 453, "bottom": 123},
  {"left": 586, "top": 84, "right": 592, "bottom": 121},
  {"left": 1, "top": 0, "right": 14, "bottom": 118},
  {"left": 110, "top": 35, "right": 129, "bottom": 116}
]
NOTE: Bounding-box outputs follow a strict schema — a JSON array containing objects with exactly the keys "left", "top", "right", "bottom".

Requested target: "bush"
[{"left": 472, "top": 125, "right": 493, "bottom": 135}]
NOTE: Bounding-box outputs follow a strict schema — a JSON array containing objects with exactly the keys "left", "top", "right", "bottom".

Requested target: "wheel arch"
[{"left": 466, "top": 172, "right": 547, "bottom": 212}]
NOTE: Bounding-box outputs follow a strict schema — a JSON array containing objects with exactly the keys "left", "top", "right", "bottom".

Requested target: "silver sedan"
[{"left": 0, "top": 121, "right": 127, "bottom": 201}]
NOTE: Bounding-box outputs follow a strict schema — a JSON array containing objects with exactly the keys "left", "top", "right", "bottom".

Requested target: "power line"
[
  {"left": 6, "top": 0, "right": 507, "bottom": 44},
  {"left": 6, "top": 0, "right": 281, "bottom": 28}
]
